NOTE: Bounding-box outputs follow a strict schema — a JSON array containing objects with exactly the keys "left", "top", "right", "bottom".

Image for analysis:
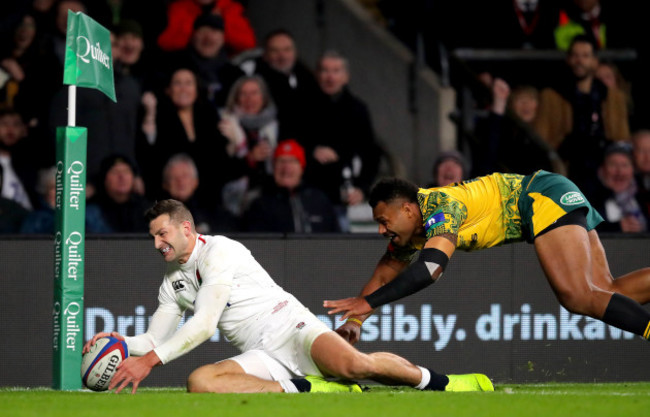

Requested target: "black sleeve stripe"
[{"left": 418, "top": 248, "right": 449, "bottom": 271}]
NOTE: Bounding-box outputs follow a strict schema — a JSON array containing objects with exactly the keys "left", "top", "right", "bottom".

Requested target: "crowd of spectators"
[
  {"left": 0, "top": 0, "right": 382, "bottom": 235},
  {"left": 467, "top": 34, "right": 649, "bottom": 234},
  {"left": 376, "top": 0, "right": 649, "bottom": 235},
  {"left": 1, "top": 0, "right": 649, "bottom": 235}
]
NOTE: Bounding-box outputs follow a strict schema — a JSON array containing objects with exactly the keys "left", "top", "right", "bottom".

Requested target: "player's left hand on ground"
[
  {"left": 109, "top": 356, "right": 155, "bottom": 394},
  {"left": 323, "top": 297, "right": 372, "bottom": 320}
]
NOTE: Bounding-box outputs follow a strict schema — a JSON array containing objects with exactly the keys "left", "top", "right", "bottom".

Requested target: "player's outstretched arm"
[
  {"left": 108, "top": 284, "right": 231, "bottom": 394},
  {"left": 324, "top": 253, "right": 408, "bottom": 340},
  {"left": 326, "top": 236, "right": 456, "bottom": 320}
]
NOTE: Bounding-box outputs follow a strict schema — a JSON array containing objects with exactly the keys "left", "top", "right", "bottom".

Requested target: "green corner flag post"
[{"left": 53, "top": 10, "right": 115, "bottom": 390}]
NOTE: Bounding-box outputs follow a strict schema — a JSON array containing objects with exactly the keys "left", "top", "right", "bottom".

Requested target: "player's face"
[
  {"left": 373, "top": 200, "right": 420, "bottom": 247},
  {"left": 149, "top": 214, "right": 193, "bottom": 264}
]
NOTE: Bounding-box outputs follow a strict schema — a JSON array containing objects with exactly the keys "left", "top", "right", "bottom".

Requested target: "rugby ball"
[{"left": 81, "top": 336, "right": 129, "bottom": 391}]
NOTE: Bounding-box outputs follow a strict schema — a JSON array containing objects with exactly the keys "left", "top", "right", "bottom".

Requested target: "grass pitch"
[{"left": 2, "top": 383, "right": 650, "bottom": 417}]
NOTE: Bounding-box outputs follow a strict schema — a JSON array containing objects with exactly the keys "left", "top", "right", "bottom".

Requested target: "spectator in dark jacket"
[
  {"left": 167, "top": 13, "right": 245, "bottom": 109},
  {"left": 86, "top": 154, "right": 150, "bottom": 234},
  {"left": 244, "top": 139, "right": 340, "bottom": 233},
  {"left": 252, "top": 29, "right": 320, "bottom": 139},
  {"left": 590, "top": 142, "right": 648, "bottom": 233},
  {"left": 304, "top": 50, "right": 381, "bottom": 209},
  {"left": 472, "top": 80, "right": 557, "bottom": 177}
]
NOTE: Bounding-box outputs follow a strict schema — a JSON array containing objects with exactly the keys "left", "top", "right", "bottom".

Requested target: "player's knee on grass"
[
  {"left": 188, "top": 360, "right": 245, "bottom": 393},
  {"left": 187, "top": 367, "right": 221, "bottom": 393},
  {"left": 187, "top": 370, "right": 206, "bottom": 393}
]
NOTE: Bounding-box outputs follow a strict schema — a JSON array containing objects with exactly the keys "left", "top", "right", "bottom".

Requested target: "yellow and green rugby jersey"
[{"left": 388, "top": 173, "right": 525, "bottom": 262}]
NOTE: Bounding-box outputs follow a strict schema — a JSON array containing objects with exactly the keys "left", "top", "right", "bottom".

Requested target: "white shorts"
[{"left": 226, "top": 306, "right": 331, "bottom": 381}]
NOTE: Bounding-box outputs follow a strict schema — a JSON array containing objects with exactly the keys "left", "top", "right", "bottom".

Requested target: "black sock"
[
  {"left": 423, "top": 368, "right": 450, "bottom": 391},
  {"left": 602, "top": 293, "right": 650, "bottom": 339},
  {"left": 290, "top": 378, "right": 311, "bottom": 393}
]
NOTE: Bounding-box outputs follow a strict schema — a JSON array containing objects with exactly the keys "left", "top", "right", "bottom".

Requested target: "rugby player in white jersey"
[{"left": 83, "top": 199, "right": 493, "bottom": 394}]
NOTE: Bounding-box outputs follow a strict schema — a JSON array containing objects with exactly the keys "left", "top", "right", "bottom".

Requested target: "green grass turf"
[{"left": 2, "top": 383, "right": 650, "bottom": 417}]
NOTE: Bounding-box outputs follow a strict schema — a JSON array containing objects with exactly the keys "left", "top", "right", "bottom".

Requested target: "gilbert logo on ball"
[{"left": 81, "top": 337, "right": 128, "bottom": 391}]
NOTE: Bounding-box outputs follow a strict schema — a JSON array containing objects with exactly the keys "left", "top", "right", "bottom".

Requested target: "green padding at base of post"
[
  {"left": 52, "top": 288, "right": 84, "bottom": 390},
  {"left": 53, "top": 126, "right": 87, "bottom": 391}
]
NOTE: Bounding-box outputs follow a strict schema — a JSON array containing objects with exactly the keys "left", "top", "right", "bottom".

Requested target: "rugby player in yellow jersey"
[{"left": 324, "top": 171, "right": 650, "bottom": 345}]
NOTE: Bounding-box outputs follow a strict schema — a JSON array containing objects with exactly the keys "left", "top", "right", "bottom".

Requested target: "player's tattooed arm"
[
  {"left": 361, "top": 251, "right": 409, "bottom": 295},
  {"left": 437, "top": 232, "right": 458, "bottom": 247},
  {"left": 423, "top": 234, "right": 457, "bottom": 260}
]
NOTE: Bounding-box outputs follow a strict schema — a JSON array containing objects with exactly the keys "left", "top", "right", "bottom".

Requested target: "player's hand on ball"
[
  {"left": 323, "top": 296, "right": 372, "bottom": 319},
  {"left": 83, "top": 332, "right": 125, "bottom": 354},
  {"left": 335, "top": 321, "right": 362, "bottom": 345}
]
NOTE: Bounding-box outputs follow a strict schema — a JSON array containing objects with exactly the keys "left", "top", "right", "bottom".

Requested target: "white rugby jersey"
[{"left": 127, "top": 234, "right": 306, "bottom": 364}]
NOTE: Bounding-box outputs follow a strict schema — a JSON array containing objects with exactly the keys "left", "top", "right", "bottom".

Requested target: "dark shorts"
[{"left": 518, "top": 170, "right": 603, "bottom": 242}]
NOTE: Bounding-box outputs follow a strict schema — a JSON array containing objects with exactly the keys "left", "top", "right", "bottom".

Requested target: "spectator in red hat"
[{"left": 243, "top": 139, "right": 340, "bottom": 233}]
